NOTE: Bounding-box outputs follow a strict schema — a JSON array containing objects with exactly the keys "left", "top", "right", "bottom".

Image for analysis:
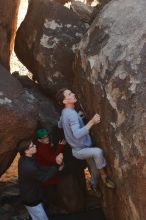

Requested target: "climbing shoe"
[{"left": 102, "top": 176, "right": 115, "bottom": 189}]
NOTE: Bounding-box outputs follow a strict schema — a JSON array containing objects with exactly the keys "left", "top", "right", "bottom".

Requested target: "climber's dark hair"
[
  {"left": 18, "top": 139, "right": 32, "bottom": 156},
  {"left": 56, "top": 88, "right": 67, "bottom": 106}
]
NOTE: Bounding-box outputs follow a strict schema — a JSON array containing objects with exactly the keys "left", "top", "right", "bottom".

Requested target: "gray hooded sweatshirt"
[{"left": 58, "top": 108, "right": 92, "bottom": 151}]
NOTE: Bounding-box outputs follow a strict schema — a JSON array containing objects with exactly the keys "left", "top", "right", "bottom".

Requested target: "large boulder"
[
  {"left": 0, "top": 64, "right": 38, "bottom": 176},
  {"left": 15, "top": 0, "right": 87, "bottom": 97},
  {"left": 0, "top": 0, "right": 20, "bottom": 70},
  {"left": 70, "top": 1, "right": 94, "bottom": 24},
  {"left": 85, "top": 0, "right": 111, "bottom": 7},
  {"left": 12, "top": 72, "right": 59, "bottom": 131},
  {"left": 55, "top": 0, "right": 70, "bottom": 4},
  {"left": 73, "top": 0, "right": 146, "bottom": 219}
]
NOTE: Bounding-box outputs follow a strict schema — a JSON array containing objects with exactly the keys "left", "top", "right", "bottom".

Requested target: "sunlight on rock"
[
  {"left": 65, "top": 0, "right": 99, "bottom": 8},
  {"left": 10, "top": 0, "right": 32, "bottom": 78},
  {"left": 0, "top": 154, "right": 19, "bottom": 182}
]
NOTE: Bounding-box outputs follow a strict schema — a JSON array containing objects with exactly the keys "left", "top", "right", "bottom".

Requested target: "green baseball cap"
[{"left": 36, "top": 128, "right": 49, "bottom": 139}]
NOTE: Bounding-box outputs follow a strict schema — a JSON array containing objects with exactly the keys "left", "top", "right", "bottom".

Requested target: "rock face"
[
  {"left": 70, "top": 1, "right": 94, "bottom": 24},
  {"left": 73, "top": 0, "right": 146, "bottom": 219},
  {"left": 12, "top": 72, "right": 59, "bottom": 131},
  {"left": 15, "top": 0, "right": 87, "bottom": 97},
  {"left": 55, "top": 0, "right": 70, "bottom": 4},
  {"left": 0, "top": 0, "right": 20, "bottom": 70},
  {"left": 0, "top": 64, "right": 38, "bottom": 176}
]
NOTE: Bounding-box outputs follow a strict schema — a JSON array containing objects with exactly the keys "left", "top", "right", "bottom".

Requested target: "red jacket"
[{"left": 35, "top": 142, "right": 64, "bottom": 186}]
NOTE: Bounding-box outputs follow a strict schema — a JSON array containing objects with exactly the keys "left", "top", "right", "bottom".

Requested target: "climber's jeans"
[
  {"left": 72, "top": 147, "right": 107, "bottom": 184},
  {"left": 25, "top": 203, "right": 48, "bottom": 220}
]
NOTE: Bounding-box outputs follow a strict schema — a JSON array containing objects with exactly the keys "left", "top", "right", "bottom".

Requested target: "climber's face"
[
  {"left": 38, "top": 136, "right": 50, "bottom": 144},
  {"left": 63, "top": 89, "right": 77, "bottom": 105},
  {"left": 25, "top": 142, "right": 37, "bottom": 156}
]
